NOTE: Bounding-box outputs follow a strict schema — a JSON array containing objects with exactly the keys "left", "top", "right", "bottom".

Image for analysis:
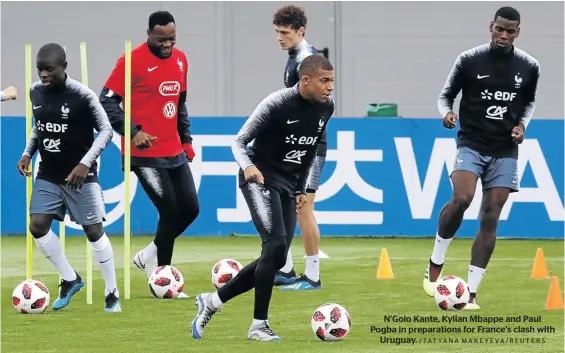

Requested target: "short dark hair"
[
  {"left": 149, "top": 11, "right": 175, "bottom": 31},
  {"left": 299, "top": 55, "right": 333, "bottom": 78},
  {"left": 37, "top": 43, "right": 66, "bottom": 65},
  {"left": 494, "top": 6, "right": 520, "bottom": 24},
  {"left": 273, "top": 5, "right": 307, "bottom": 30}
]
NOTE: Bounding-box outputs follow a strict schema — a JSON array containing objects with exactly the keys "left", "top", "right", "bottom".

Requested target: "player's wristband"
[
  {"left": 0, "top": 92, "right": 5, "bottom": 101},
  {"left": 183, "top": 143, "right": 195, "bottom": 161}
]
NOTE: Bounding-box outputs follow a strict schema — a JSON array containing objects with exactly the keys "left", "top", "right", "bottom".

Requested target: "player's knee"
[
  {"left": 479, "top": 208, "right": 500, "bottom": 233},
  {"left": 156, "top": 200, "right": 179, "bottom": 221},
  {"left": 182, "top": 193, "right": 199, "bottom": 222},
  {"left": 263, "top": 237, "right": 287, "bottom": 269},
  {"left": 29, "top": 217, "right": 51, "bottom": 238},
  {"left": 83, "top": 223, "right": 104, "bottom": 242},
  {"left": 297, "top": 205, "right": 314, "bottom": 221},
  {"left": 452, "top": 194, "right": 473, "bottom": 212}
]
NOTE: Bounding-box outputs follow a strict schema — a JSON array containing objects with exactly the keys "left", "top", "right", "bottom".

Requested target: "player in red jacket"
[{"left": 100, "top": 11, "right": 198, "bottom": 299}]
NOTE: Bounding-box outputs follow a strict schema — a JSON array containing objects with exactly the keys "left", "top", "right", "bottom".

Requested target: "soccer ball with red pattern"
[
  {"left": 311, "top": 303, "right": 351, "bottom": 341},
  {"left": 434, "top": 275, "right": 470, "bottom": 311},
  {"left": 211, "top": 259, "right": 243, "bottom": 289},
  {"left": 12, "top": 279, "right": 50, "bottom": 314},
  {"left": 148, "top": 265, "right": 184, "bottom": 299}
]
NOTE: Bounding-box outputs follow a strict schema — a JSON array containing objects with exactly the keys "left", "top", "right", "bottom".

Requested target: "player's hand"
[
  {"left": 65, "top": 163, "right": 89, "bottom": 190},
  {"left": 132, "top": 131, "right": 156, "bottom": 149},
  {"left": 296, "top": 194, "right": 307, "bottom": 210},
  {"left": 183, "top": 143, "right": 195, "bottom": 162},
  {"left": 512, "top": 125, "right": 525, "bottom": 144},
  {"left": 16, "top": 156, "right": 32, "bottom": 177},
  {"left": 3, "top": 86, "right": 18, "bottom": 100},
  {"left": 244, "top": 165, "right": 264, "bottom": 184},
  {"left": 442, "top": 112, "right": 457, "bottom": 129}
]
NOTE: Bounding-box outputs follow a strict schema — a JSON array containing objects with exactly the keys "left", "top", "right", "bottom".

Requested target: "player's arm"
[
  {"left": 297, "top": 98, "right": 335, "bottom": 196},
  {"left": 22, "top": 125, "right": 39, "bottom": 158},
  {"left": 177, "top": 92, "right": 192, "bottom": 144},
  {"left": 177, "top": 54, "right": 195, "bottom": 160},
  {"left": 177, "top": 91, "right": 195, "bottom": 161},
  {"left": 99, "top": 88, "right": 140, "bottom": 137},
  {"left": 80, "top": 89, "right": 114, "bottom": 168},
  {"left": 518, "top": 62, "right": 540, "bottom": 131},
  {"left": 296, "top": 146, "right": 318, "bottom": 196},
  {"left": 438, "top": 53, "right": 466, "bottom": 118},
  {"left": 16, "top": 124, "right": 38, "bottom": 177},
  {"left": 231, "top": 93, "right": 278, "bottom": 175},
  {"left": 99, "top": 55, "right": 141, "bottom": 138},
  {"left": 316, "top": 95, "right": 333, "bottom": 154},
  {"left": 22, "top": 88, "right": 39, "bottom": 158}
]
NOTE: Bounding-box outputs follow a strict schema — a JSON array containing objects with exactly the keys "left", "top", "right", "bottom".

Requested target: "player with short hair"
[
  {"left": 272, "top": 4, "right": 326, "bottom": 290},
  {"left": 190, "top": 55, "right": 335, "bottom": 341},
  {"left": 423, "top": 6, "right": 540, "bottom": 309},
  {"left": 100, "top": 11, "right": 198, "bottom": 299},
  {"left": 1, "top": 86, "right": 18, "bottom": 101},
  {"left": 17, "top": 43, "right": 120, "bottom": 312}
]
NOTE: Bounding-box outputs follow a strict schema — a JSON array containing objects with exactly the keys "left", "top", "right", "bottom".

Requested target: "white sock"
[
  {"left": 251, "top": 319, "right": 268, "bottom": 329},
  {"left": 279, "top": 248, "right": 294, "bottom": 273},
  {"left": 142, "top": 241, "right": 158, "bottom": 262},
  {"left": 467, "top": 265, "right": 486, "bottom": 293},
  {"left": 34, "top": 230, "right": 76, "bottom": 281},
  {"left": 210, "top": 292, "right": 223, "bottom": 309},
  {"left": 430, "top": 232, "right": 452, "bottom": 265},
  {"left": 89, "top": 234, "right": 118, "bottom": 297},
  {"left": 304, "top": 255, "right": 320, "bottom": 282}
]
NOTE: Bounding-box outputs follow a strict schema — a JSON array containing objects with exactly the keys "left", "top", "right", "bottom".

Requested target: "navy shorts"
[
  {"left": 30, "top": 179, "right": 107, "bottom": 225},
  {"left": 305, "top": 156, "right": 325, "bottom": 193},
  {"left": 452, "top": 147, "right": 519, "bottom": 192}
]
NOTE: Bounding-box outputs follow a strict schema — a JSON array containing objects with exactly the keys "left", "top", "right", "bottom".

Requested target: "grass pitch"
[{"left": 1, "top": 236, "right": 563, "bottom": 352}]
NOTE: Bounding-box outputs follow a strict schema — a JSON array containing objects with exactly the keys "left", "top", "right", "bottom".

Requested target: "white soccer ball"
[
  {"left": 311, "top": 303, "right": 351, "bottom": 341},
  {"left": 12, "top": 279, "right": 50, "bottom": 314},
  {"left": 211, "top": 259, "right": 243, "bottom": 289},
  {"left": 434, "top": 275, "right": 470, "bottom": 311},
  {"left": 148, "top": 265, "right": 184, "bottom": 299}
]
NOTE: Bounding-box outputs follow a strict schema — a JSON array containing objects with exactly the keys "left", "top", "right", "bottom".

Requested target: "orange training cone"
[
  {"left": 545, "top": 276, "right": 564, "bottom": 310},
  {"left": 531, "top": 248, "right": 549, "bottom": 279},
  {"left": 376, "top": 248, "right": 393, "bottom": 279}
]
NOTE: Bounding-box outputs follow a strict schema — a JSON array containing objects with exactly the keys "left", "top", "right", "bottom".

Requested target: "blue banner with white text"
[{"left": 1, "top": 116, "right": 563, "bottom": 238}]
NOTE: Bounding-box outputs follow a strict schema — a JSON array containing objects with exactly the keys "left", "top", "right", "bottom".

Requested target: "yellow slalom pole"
[
  {"left": 25, "top": 44, "right": 33, "bottom": 280},
  {"left": 79, "top": 42, "right": 94, "bottom": 305},
  {"left": 60, "top": 46, "right": 67, "bottom": 283},
  {"left": 124, "top": 39, "right": 132, "bottom": 300}
]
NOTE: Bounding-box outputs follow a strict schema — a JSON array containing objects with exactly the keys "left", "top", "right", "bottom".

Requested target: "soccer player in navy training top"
[
  {"left": 272, "top": 5, "right": 325, "bottom": 291},
  {"left": 191, "top": 55, "right": 335, "bottom": 341},
  {"left": 17, "top": 43, "right": 120, "bottom": 312},
  {"left": 100, "top": 11, "right": 197, "bottom": 299},
  {"left": 423, "top": 7, "right": 540, "bottom": 309}
]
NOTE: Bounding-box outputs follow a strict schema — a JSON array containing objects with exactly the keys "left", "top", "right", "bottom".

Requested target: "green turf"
[{"left": 2, "top": 236, "right": 564, "bottom": 352}]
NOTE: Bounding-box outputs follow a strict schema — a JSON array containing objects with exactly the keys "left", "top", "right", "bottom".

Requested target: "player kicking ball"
[
  {"left": 271, "top": 5, "right": 325, "bottom": 291},
  {"left": 423, "top": 6, "right": 540, "bottom": 309},
  {"left": 191, "top": 55, "right": 335, "bottom": 341},
  {"left": 17, "top": 43, "right": 120, "bottom": 312},
  {"left": 101, "top": 11, "right": 198, "bottom": 299}
]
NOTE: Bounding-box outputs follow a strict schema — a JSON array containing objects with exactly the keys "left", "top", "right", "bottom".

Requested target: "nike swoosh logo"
[
  {"left": 100, "top": 257, "right": 112, "bottom": 264},
  {"left": 477, "top": 74, "right": 489, "bottom": 79},
  {"left": 148, "top": 66, "right": 158, "bottom": 72},
  {"left": 287, "top": 120, "right": 299, "bottom": 124},
  {"left": 33, "top": 105, "right": 42, "bottom": 109}
]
